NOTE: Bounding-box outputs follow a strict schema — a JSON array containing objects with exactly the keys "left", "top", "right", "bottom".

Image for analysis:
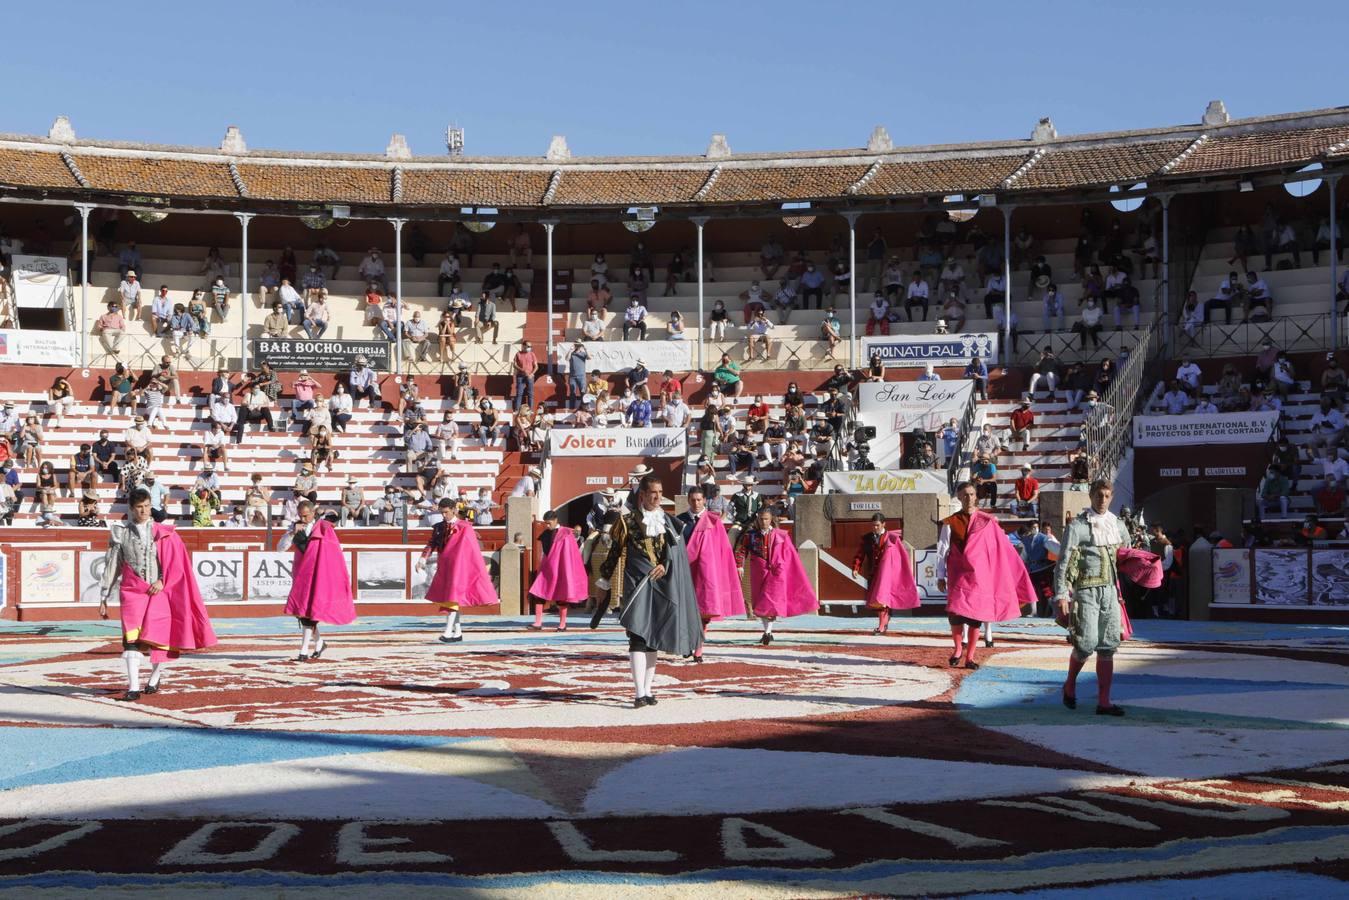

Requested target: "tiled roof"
[
  {"left": 1166, "top": 125, "right": 1349, "bottom": 175},
  {"left": 236, "top": 164, "right": 390, "bottom": 203},
  {"left": 700, "top": 165, "right": 872, "bottom": 203},
  {"left": 550, "top": 169, "right": 709, "bottom": 206},
  {"left": 73, "top": 155, "right": 237, "bottom": 197},
  {"left": 1012, "top": 140, "right": 1192, "bottom": 190},
  {"left": 857, "top": 155, "right": 1026, "bottom": 196},
  {"left": 0, "top": 148, "right": 79, "bottom": 188},
  {"left": 401, "top": 169, "right": 552, "bottom": 207}
]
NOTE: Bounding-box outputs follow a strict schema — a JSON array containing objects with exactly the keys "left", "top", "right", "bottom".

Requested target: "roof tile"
[
  {"left": 1168, "top": 125, "right": 1349, "bottom": 175},
  {"left": 857, "top": 155, "right": 1026, "bottom": 196},
  {"left": 701, "top": 165, "right": 871, "bottom": 203},
  {"left": 402, "top": 169, "right": 551, "bottom": 207},
  {"left": 1013, "top": 140, "right": 1192, "bottom": 190},
  {"left": 236, "top": 163, "right": 390, "bottom": 203},
  {"left": 74, "top": 155, "right": 237, "bottom": 197},
  {"left": 550, "top": 169, "right": 709, "bottom": 206},
  {"left": 0, "top": 148, "right": 80, "bottom": 189}
]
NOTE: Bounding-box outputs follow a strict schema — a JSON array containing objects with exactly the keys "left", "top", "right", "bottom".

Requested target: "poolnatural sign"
[{"left": 861, "top": 333, "right": 998, "bottom": 367}]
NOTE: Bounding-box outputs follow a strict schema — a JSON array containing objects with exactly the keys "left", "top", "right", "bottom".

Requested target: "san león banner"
[
  {"left": 861, "top": 333, "right": 998, "bottom": 368},
  {"left": 549, "top": 427, "right": 686, "bottom": 458},
  {"left": 565, "top": 341, "right": 691, "bottom": 373},
  {"left": 1133, "top": 412, "right": 1279, "bottom": 446},
  {"left": 822, "top": 469, "right": 950, "bottom": 495},
  {"left": 858, "top": 380, "right": 974, "bottom": 431},
  {"left": 0, "top": 329, "right": 79, "bottom": 366},
  {"left": 252, "top": 338, "right": 392, "bottom": 372},
  {"left": 10, "top": 254, "right": 68, "bottom": 310}
]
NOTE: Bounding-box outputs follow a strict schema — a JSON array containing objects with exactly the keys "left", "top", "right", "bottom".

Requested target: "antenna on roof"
[{"left": 446, "top": 124, "right": 465, "bottom": 156}]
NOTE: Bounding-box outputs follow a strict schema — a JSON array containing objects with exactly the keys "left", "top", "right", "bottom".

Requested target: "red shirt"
[
  {"left": 1011, "top": 408, "right": 1035, "bottom": 430},
  {"left": 1015, "top": 476, "right": 1040, "bottom": 501},
  {"left": 662, "top": 377, "right": 682, "bottom": 396},
  {"left": 513, "top": 351, "right": 538, "bottom": 375},
  {"left": 747, "top": 403, "right": 769, "bottom": 420},
  {"left": 1316, "top": 486, "right": 1345, "bottom": 515}
]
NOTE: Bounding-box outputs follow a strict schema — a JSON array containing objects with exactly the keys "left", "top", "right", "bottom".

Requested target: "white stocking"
[
  {"left": 123, "top": 649, "right": 143, "bottom": 692},
  {"left": 300, "top": 627, "right": 315, "bottom": 657},
  {"left": 760, "top": 617, "right": 774, "bottom": 635},
  {"left": 443, "top": 610, "right": 461, "bottom": 637},
  {"left": 643, "top": 651, "right": 657, "bottom": 697},
  {"left": 147, "top": 661, "right": 166, "bottom": 688},
  {"left": 629, "top": 651, "right": 648, "bottom": 700}
]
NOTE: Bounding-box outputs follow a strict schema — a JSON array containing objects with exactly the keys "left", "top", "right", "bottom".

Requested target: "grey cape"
[{"left": 617, "top": 518, "right": 704, "bottom": 658}]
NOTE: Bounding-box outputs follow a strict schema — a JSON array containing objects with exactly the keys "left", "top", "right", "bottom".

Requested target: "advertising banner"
[
  {"left": 193, "top": 552, "right": 246, "bottom": 602},
  {"left": 1253, "top": 549, "right": 1309, "bottom": 606},
  {"left": 822, "top": 470, "right": 950, "bottom": 495},
  {"left": 10, "top": 254, "right": 67, "bottom": 310},
  {"left": 356, "top": 551, "right": 407, "bottom": 601},
  {"left": 0, "top": 329, "right": 79, "bottom": 366},
  {"left": 564, "top": 340, "right": 691, "bottom": 373},
  {"left": 78, "top": 550, "right": 107, "bottom": 605},
  {"left": 858, "top": 380, "right": 974, "bottom": 432},
  {"left": 549, "top": 427, "right": 686, "bottom": 458},
  {"left": 252, "top": 338, "right": 391, "bottom": 372},
  {"left": 247, "top": 552, "right": 295, "bottom": 602},
  {"left": 1133, "top": 412, "right": 1279, "bottom": 447},
  {"left": 1211, "top": 548, "right": 1253, "bottom": 605},
  {"left": 861, "top": 333, "right": 998, "bottom": 368},
  {"left": 913, "top": 548, "right": 945, "bottom": 602},
  {"left": 21, "top": 549, "right": 77, "bottom": 603}
]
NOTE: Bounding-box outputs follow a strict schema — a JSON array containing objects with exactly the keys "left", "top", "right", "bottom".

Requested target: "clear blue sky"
[{"left": 3, "top": 0, "right": 1342, "bottom": 158}]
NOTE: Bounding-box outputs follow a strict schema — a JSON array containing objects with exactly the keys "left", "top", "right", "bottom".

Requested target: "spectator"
[
  {"left": 1013, "top": 463, "right": 1041, "bottom": 518},
  {"left": 1175, "top": 356, "right": 1203, "bottom": 397},
  {"left": 741, "top": 281, "right": 770, "bottom": 324},
  {"left": 208, "top": 389, "right": 238, "bottom": 431},
  {"left": 627, "top": 361, "right": 650, "bottom": 399},
  {"left": 664, "top": 251, "right": 685, "bottom": 296},
  {"left": 402, "top": 310, "right": 432, "bottom": 363},
  {"left": 746, "top": 309, "right": 774, "bottom": 361},
  {"left": 209, "top": 276, "right": 231, "bottom": 320},
  {"left": 139, "top": 377, "right": 169, "bottom": 431},
  {"left": 581, "top": 308, "right": 606, "bottom": 341},
  {"left": 501, "top": 266, "right": 525, "bottom": 313},
  {"left": 1258, "top": 464, "right": 1292, "bottom": 517},
  {"left": 1316, "top": 476, "right": 1346, "bottom": 518},
  {"left": 800, "top": 262, "right": 826, "bottom": 309},
  {"left": 277, "top": 246, "right": 298, "bottom": 284},
  {"left": 359, "top": 248, "right": 388, "bottom": 293},
  {"left": 1320, "top": 448, "right": 1349, "bottom": 484},
  {"left": 1009, "top": 397, "right": 1034, "bottom": 451},
  {"left": 1228, "top": 224, "right": 1254, "bottom": 272},
  {"left": 511, "top": 340, "right": 538, "bottom": 411},
  {"left": 939, "top": 417, "right": 960, "bottom": 465},
  {"left": 301, "top": 264, "right": 326, "bottom": 296},
  {"left": 469, "top": 487, "right": 495, "bottom": 525},
  {"left": 938, "top": 257, "right": 966, "bottom": 298},
  {"left": 1067, "top": 446, "right": 1091, "bottom": 491},
  {"left": 296, "top": 290, "right": 329, "bottom": 340},
  {"left": 68, "top": 442, "right": 97, "bottom": 496},
  {"left": 586, "top": 279, "right": 613, "bottom": 313},
  {"left": 270, "top": 276, "right": 303, "bottom": 324},
  {"left": 88, "top": 428, "right": 118, "bottom": 483},
  {"left": 918, "top": 362, "right": 941, "bottom": 383},
  {"left": 192, "top": 463, "right": 222, "bottom": 505},
  {"left": 862, "top": 229, "right": 887, "bottom": 291},
  {"left": 118, "top": 270, "right": 141, "bottom": 316},
  {"left": 1313, "top": 217, "right": 1342, "bottom": 266},
  {"left": 258, "top": 259, "right": 281, "bottom": 298},
  {"left": 865, "top": 292, "right": 891, "bottom": 336},
  {"left": 971, "top": 453, "right": 998, "bottom": 510},
  {"left": 714, "top": 353, "right": 744, "bottom": 398},
  {"left": 1073, "top": 297, "right": 1105, "bottom": 349},
  {"left": 1041, "top": 282, "right": 1066, "bottom": 332},
  {"left": 46, "top": 377, "right": 75, "bottom": 429},
  {"left": 620, "top": 297, "right": 648, "bottom": 341},
  {"left": 1207, "top": 272, "right": 1239, "bottom": 324},
  {"left": 1027, "top": 349, "right": 1061, "bottom": 398},
  {"left": 512, "top": 466, "right": 542, "bottom": 498},
  {"left": 477, "top": 397, "right": 501, "bottom": 447},
  {"left": 1270, "top": 352, "right": 1298, "bottom": 399},
  {"left": 589, "top": 253, "right": 609, "bottom": 288},
  {"left": 477, "top": 291, "right": 500, "bottom": 343},
  {"left": 1161, "top": 380, "right": 1190, "bottom": 415},
  {"left": 759, "top": 236, "right": 784, "bottom": 280},
  {"left": 905, "top": 270, "right": 931, "bottom": 322},
  {"left": 964, "top": 355, "right": 989, "bottom": 401},
  {"left": 148, "top": 285, "right": 173, "bottom": 336},
  {"left": 974, "top": 423, "right": 1001, "bottom": 459},
  {"left": 1308, "top": 396, "right": 1346, "bottom": 452},
  {"left": 309, "top": 243, "right": 339, "bottom": 280},
  {"left": 96, "top": 303, "right": 125, "bottom": 357},
  {"left": 15, "top": 415, "right": 42, "bottom": 468},
  {"left": 236, "top": 383, "right": 277, "bottom": 440},
  {"left": 262, "top": 301, "right": 290, "bottom": 338},
  {"left": 1245, "top": 270, "right": 1273, "bottom": 320},
  {"left": 437, "top": 251, "right": 462, "bottom": 297},
  {"left": 117, "top": 240, "right": 142, "bottom": 280},
  {"left": 1113, "top": 276, "right": 1141, "bottom": 330},
  {"left": 707, "top": 299, "right": 730, "bottom": 342},
  {"left": 339, "top": 476, "right": 369, "bottom": 527},
  {"left": 939, "top": 291, "right": 966, "bottom": 333},
  {"left": 187, "top": 289, "right": 211, "bottom": 336},
  {"left": 981, "top": 271, "right": 1006, "bottom": 321},
  {"left": 347, "top": 357, "right": 379, "bottom": 409},
  {"left": 627, "top": 390, "right": 652, "bottom": 428},
  {"left": 198, "top": 419, "right": 230, "bottom": 473},
  {"left": 1194, "top": 394, "right": 1219, "bottom": 415},
  {"left": 224, "top": 505, "right": 248, "bottom": 527},
  {"left": 292, "top": 460, "right": 319, "bottom": 503},
  {"left": 1094, "top": 359, "right": 1118, "bottom": 396},
  {"left": 75, "top": 494, "right": 106, "bottom": 527},
  {"left": 190, "top": 486, "right": 220, "bottom": 527},
  {"left": 772, "top": 278, "right": 798, "bottom": 325},
  {"left": 123, "top": 415, "right": 153, "bottom": 463},
  {"left": 435, "top": 412, "right": 461, "bottom": 460},
  {"left": 818, "top": 307, "right": 843, "bottom": 358}
]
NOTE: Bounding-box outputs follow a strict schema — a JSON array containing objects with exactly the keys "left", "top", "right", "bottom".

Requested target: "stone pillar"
[
  {"left": 1213, "top": 488, "right": 1245, "bottom": 546},
  {"left": 498, "top": 543, "right": 524, "bottom": 616},
  {"left": 1186, "top": 535, "right": 1213, "bottom": 621},
  {"left": 792, "top": 494, "right": 831, "bottom": 548},
  {"left": 798, "top": 541, "right": 820, "bottom": 600},
  {"left": 1040, "top": 489, "right": 1089, "bottom": 533}
]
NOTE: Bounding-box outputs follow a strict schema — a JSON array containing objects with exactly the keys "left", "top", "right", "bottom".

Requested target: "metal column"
[
  {"left": 75, "top": 203, "right": 94, "bottom": 369},
  {"left": 235, "top": 212, "right": 254, "bottom": 374},
  {"left": 1331, "top": 175, "right": 1341, "bottom": 350},
  {"left": 692, "top": 216, "right": 708, "bottom": 370},
  {"left": 1001, "top": 206, "right": 1013, "bottom": 366},
  {"left": 844, "top": 212, "right": 860, "bottom": 366},
  {"left": 1159, "top": 193, "right": 1173, "bottom": 356},
  {"left": 390, "top": 218, "right": 405, "bottom": 374},
  {"left": 542, "top": 219, "right": 557, "bottom": 369}
]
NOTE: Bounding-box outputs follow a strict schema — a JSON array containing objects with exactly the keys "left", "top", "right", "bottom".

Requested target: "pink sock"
[
  {"left": 532, "top": 603, "right": 545, "bottom": 627},
  {"left": 557, "top": 605, "right": 569, "bottom": 628},
  {"left": 877, "top": 609, "right": 891, "bottom": 631},
  {"left": 964, "top": 627, "right": 980, "bottom": 663},
  {"left": 950, "top": 624, "right": 964, "bottom": 657},
  {"left": 1097, "top": 656, "right": 1114, "bottom": 706}
]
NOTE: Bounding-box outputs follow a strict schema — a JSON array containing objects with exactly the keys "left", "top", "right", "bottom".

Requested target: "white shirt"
[
  {"left": 906, "top": 280, "right": 930, "bottom": 300},
  {"left": 123, "top": 426, "right": 151, "bottom": 449},
  {"left": 1194, "top": 399, "right": 1218, "bottom": 414},
  {"left": 1213, "top": 279, "right": 1236, "bottom": 301},
  {"left": 1176, "top": 362, "right": 1202, "bottom": 388},
  {"left": 280, "top": 283, "right": 304, "bottom": 305},
  {"left": 940, "top": 264, "right": 964, "bottom": 282},
  {"left": 1080, "top": 305, "right": 1103, "bottom": 327},
  {"left": 985, "top": 275, "right": 1005, "bottom": 294},
  {"left": 1104, "top": 272, "right": 1126, "bottom": 290},
  {"left": 1163, "top": 390, "right": 1190, "bottom": 415},
  {"left": 663, "top": 401, "right": 691, "bottom": 429},
  {"left": 582, "top": 317, "right": 604, "bottom": 339},
  {"left": 1248, "top": 278, "right": 1270, "bottom": 298},
  {"left": 330, "top": 393, "right": 353, "bottom": 415},
  {"left": 359, "top": 255, "right": 385, "bottom": 277},
  {"left": 209, "top": 400, "right": 237, "bottom": 425},
  {"left": 439, "top": 257, "right": 460, "bottom": 277},
  {"left": 1322, "top": 457, "right": 1349, "bottom": 482},
  {"left": 202, "top": 428, "right": 228, "bottom": 449}
]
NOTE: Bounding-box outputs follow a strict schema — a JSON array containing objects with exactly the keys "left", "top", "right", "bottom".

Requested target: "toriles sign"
[
  {"left": 252, "top": 338, "right": 391, "bottom": 372},
  {"left": 861, "top": 333, "right": 998, "bottom": 368}
]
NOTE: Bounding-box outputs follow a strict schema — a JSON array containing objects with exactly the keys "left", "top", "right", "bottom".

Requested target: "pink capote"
[
  {"left": 945, "top": 510, "right": 1036, "bottom": 623},
  {"left": 529, "top": 527, "right": 588, "bottom": 605},
  {"left": 750, "top": 528, "right": 819, "bottom": 618},
  {"left": 685, "top": 511, "right": 744, "bottom": 620},
  {"left": 119, "top": 523, "right": 217, "bottom": 660},
  {"left": 1114, "top": 547, "right": 1164, "bottom": 641},
  {"left": 867, "top": 530, "right": 920, "bottom": 611},
  {"left": 285, "top": 519, "right": 355, "bottom": 625},
  {"left": 427, "top": 520, "right": 499, "bottom": 609}
]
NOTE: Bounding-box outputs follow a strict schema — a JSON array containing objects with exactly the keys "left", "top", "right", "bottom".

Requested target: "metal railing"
[
  {"left": 88, "top": 331, "right": 246, "bottom": 373},
  {"left": 1083, "top": 316, "right": 1163, "bottom": 485},
  {"left": 945, "top": 387, "right": 979, "bottom": 492},
  {"left": 1176, "top": 312, "right": 1340, "bottom": 359}
]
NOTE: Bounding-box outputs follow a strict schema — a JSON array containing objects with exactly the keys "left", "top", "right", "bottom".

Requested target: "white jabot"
[
  {"left": 640, "top": 509, "right": 666, "bottom": 537},
  {"left": 1085, "top": 510, "right": 1118, "bottom": 545}
]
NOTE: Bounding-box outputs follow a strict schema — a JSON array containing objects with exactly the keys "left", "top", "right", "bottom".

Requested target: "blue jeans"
[
  {"left": 283, "top": 299, "right": 305, "bottom": 323},
  {"left": 375, "top": 320, "right": 395, "bottom": 341},
  {"left": 302, "top": 318, "right": 328, "bottom": 339},
  {"left": 514, "top": 374, "right": 534, "bottom": 411},
  {"left": 567, "top": 375, "right": 584, "bottom": 409}
]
